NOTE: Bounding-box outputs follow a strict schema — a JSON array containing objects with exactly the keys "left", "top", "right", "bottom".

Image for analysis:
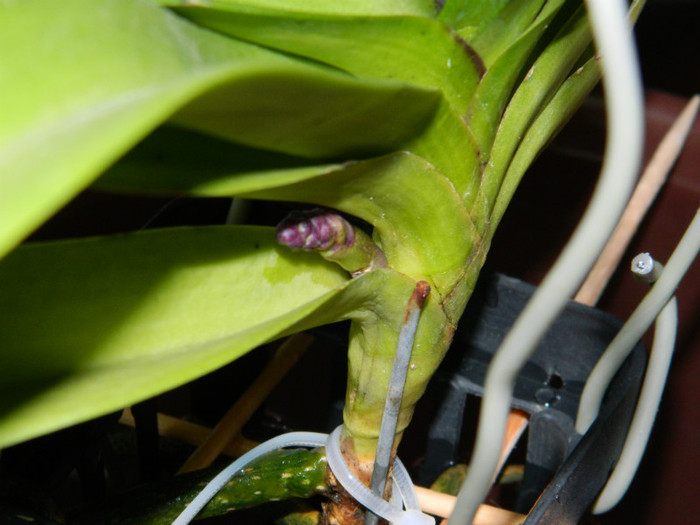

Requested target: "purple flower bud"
[{"left": 276, "top": 209, "right": 355, "bottom": 253}]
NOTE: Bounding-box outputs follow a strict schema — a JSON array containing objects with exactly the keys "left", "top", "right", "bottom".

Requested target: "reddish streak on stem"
[{"left": 405, "top": 281, "right": 431, "bottom": 322}]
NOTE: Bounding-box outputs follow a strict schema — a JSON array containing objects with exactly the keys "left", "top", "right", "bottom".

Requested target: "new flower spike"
[{"left": 276, "top": 209, "right": 386, "bottom": 276}]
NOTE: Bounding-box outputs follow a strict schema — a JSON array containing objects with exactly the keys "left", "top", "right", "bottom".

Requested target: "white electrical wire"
[
  {"left": 448, "top": 0, "right": 644, "bottom": 522},
  {"left": 589, "top": 229, "right": 700, "bottom": 514},
  {"left": 576, "top": 209, "right": 700, "bottom": 434},
  {"left": 592, "top": 295, "right": 678, "bottom": 514}
]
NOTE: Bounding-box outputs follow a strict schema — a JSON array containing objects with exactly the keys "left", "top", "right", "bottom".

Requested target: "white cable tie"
[{"left": 326, "top": 426, "right": 434, "bottom": 525}]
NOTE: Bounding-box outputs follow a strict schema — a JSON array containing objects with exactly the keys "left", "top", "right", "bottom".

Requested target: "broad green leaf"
[
  {"left": 100, "top": 148, "right": 475, "bottom": 301},
  {"left": 165, "top": 3, "right": 484, "bottom": 115},
  {"left": 95, "top": 126, "right": 344, "bottom": 195},
  {"left": 0, "top": 225, "right": 433, "bottom": 449},
  {"left": 162, "top": 1, "right": 485, "bottom": 197},
  {"left": 0, "top": 0, "right": 241, "bottom": 260},
  {"left": 0, "top": 226, "right": 351, "bottom": 447},
  {"left": 159, "top": 0, "right": 437, "bottom": 17},
  {"left": 162, "top": 2, "right": 483, "bottom": 197},
  {"left": 168, "top": 68, "right": 440, "bottom": 158},
  {"left": 0, "top": 0, "right": 439, "bottom": 259},
  {"left": 97, "top": 109, "right": 481, "bottom": 217}
]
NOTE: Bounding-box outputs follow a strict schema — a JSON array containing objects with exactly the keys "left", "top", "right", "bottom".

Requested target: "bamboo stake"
[
  {"left": 494, "top": 410, "right": 529, "bottom": 482},
  {"left": 177, "top": 333, "right": 314, "bottom": 473},
  {"left": 414, "top": 487, "right": 524, "bottom": 524},
  {"left": 575, "top": 94, "right": 699, "bottom": 306},
  {"left": 119, "top": 408, "right": 258, "bottom": 458}
]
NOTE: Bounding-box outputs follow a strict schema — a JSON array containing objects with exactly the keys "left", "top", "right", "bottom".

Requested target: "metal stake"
[{"left": 365, "top": 281, "right": 430, "bottom": 525}]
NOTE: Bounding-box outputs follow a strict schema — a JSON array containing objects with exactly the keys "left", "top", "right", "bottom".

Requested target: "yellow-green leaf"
[{"left": 0, "top": 0, "right": 439, "bottom": 259}]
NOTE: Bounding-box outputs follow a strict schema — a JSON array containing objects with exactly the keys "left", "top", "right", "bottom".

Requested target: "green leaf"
[
  {"left": 169, "top": 68, "right": 440, "bottom": 159},
  {"left": 160, "top": 0, "right": 437, "bottom": 17},
  {"left": 466, "top": 0, "right": 568, "bottom": 154},
  {"left": 161, "top": 0, "right": 492, "bottom": 200},
  {"left": 99, "top": 112, "right": 481, "bottom": 224},
  {"left": 438, "top": 0, "right": 509, "bottom": 35},
  {"left": 489, "top": 0, "right": 647, "bottom": 227},
  {"left": 0, "top": 0, "right": 231, "bottom": 259},
  {"left": 162, "top": 1, "right": 487, "bottom": 199},
  {"left": 0, "top": 226, "right": 353, "bottom": 447},
  {"left": 164, "top": 3, "right": 483, "bottom": 114},
  {"left": 469, "top": 4, "right": 593, "bottom": 232},
  {"left": 95, "top": 126, "right": 343, "bottom": 195},
  {"left": 0, "top": 225, "right": 439, "bottom": 449},
  {"left": 491, "top": 54, "right": 601, "bottom": 228},
  {"left": 96, "top": 124, "right": 482, "bottom": 232},
  {"left": 0, "top": 0, "right": 439, "bottom": 259},
  {"left": 458, "top": 0, "right": 547, "bottom": 67}
]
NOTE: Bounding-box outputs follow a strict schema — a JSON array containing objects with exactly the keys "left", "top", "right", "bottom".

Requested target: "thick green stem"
[{"left": 342, "top": 294, "right": 456, "bottom": 465}]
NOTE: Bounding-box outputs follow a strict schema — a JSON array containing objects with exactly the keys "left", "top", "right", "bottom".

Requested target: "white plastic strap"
[{"left": 325, "top": 426, "right": 433, "bottom": 525}]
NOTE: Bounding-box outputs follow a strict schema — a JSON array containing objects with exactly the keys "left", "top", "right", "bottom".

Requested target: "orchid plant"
[{"left": 0, "top": 0, "right": 642, "bottom": 523}]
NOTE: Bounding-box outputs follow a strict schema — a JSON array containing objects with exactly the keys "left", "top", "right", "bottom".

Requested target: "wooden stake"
[
  {"left": 177, "top": 333, "right": 314, "bottom": 473},
  {"left": 415, "top": 487, "right": 525, "bottom": 524},
  {"left": 119, "top": 408, "right": 258, "bottom": 458},
  {"left": 495, "top": 409, "right": 529, "bottom": 482},
  {"left": 575, "top": 95, "right": 699, "bottom": 306}
]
